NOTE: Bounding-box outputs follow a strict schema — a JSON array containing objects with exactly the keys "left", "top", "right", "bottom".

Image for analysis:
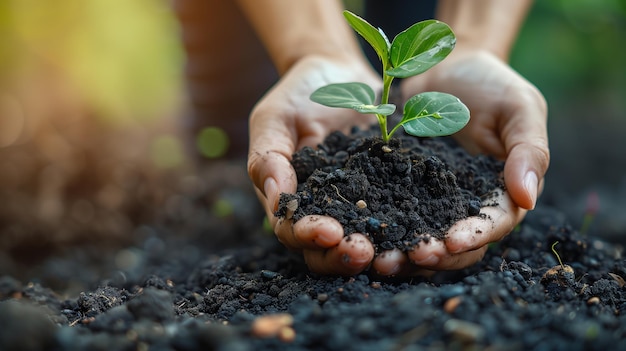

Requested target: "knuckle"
[
  {"left": 246, "top": 150, "right": 263, "bottom": 179},
  {"left": 535, "top": 142, "right": 551, "bottom": 170}
]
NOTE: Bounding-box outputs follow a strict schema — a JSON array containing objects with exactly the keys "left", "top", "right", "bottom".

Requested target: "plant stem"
[
  {"left": 379, "top": 74, "right": 394, "bottom": 142},
  {"left": 551, "top": 241, "right": 564, "bottom": 268},
  {"left": 387, "top": 121, "right": 403, "bottom": 138}
]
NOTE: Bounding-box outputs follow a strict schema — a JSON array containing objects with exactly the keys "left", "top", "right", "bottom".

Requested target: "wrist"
[
  {"left": 451, "top": 33, "right": 510, "bottom": 62},
  {"left": 236, "top": 0, "right": 367, "bottom": 76},
  {"left": 436, "top": 0, "right": 533, "bottom": 62},
  {"left": 285, "top": 53, "right": 381, "bottom": 90},
  {"left": 445, "top": 43, "right": 503, "bottom": 65},
  {"left": 278, "top": 48, "right": 369, "bottom": 78}
]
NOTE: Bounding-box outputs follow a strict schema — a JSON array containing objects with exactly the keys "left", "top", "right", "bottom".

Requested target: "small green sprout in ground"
[
  {"left": 541, "top": 241, "right": 576, "bottom": 286},
  {"left": 310, "top": 10, "right": 470, "bottom": 143},
  {"left": 551, "top": 241, "right": 564, "bottom": 268}
]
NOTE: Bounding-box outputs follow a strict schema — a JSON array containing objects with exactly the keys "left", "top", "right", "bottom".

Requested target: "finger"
[
  {"left": 407, "top": 238, "right": 448, "bottom": 268},
  {"left": 501, "top": 87, "right": 549, "bottom": 210},
  {"left": 432, "top": 246, "right": 489, "bottom": 271},
  {"left": 444, "top": 190, "right": 526, "bottom": 254},
  {"left": 371, "top": 249, "right": 434, "bottom": 277},
  {"left": 247, "top": 104, "right": 298, "bottom": 213},
  {"left": 371, "top": 249, "right": 407, "bottom": 276},
  {"left": 254, "top": 185, "right": 303, "bottom": 252},
  {"left": 275, "top": 215, "right": 344, "bottom": 250},
  {"left": 248, "top": 150, "right": 296, "bottom": 214},
  {"left": 504, "top": 145, "right": 549, "bottom": 210},
  {"left": 303, "top": 233, "right": 374, "bottom": 276},
  {"left": 254, "top": 187, "right": 278, "bottom": 226},
  {"left": 407, "top": 240, "right": 489, "bottom": 271}
]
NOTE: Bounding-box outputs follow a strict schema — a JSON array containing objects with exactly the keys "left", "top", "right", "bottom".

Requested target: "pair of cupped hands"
[{"left": 247, "top": 48, "right": 549, "bottom": 277}]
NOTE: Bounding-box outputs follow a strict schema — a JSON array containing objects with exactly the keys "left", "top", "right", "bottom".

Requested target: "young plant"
[
  {"left": 542, "top": 241, "right": 575, "bottom": 286},
  {"left": 310, "top": 11, "right": 470, "bottom": 143},
  {"left": 551, "top": 241, "right": 565, "bottom": 269}
]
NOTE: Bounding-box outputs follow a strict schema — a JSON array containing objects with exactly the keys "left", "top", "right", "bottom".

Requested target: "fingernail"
[
  {"left": 315, "top": 222, "right": 339, "bottom": 246},
  {"left": 264, "top": 177, "right": 279, "bottom": 211},
  {"left": 413, "top": 254, "right": 439, "bottom": 267},
  {"left": 387, "top": 264, "right": 402, "bottom": 275},
  {"left": 523, "top": 171, "right": 538, "bottom": 209}
]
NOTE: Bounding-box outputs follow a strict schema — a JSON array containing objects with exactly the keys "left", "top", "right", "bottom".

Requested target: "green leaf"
[
  {"left": 400, "top": 92, "right": 469, "bottom": 137},
  {"left": 310, "top": 82, "right": 396, "bottom": 115},
  {"left": 343, "top": 10, "right": 391, "bottom": 69},
  {"left": 387, "top": 20, "right": 455, "bottom": 78},
  {"left": 311, "top": 82, "right": 374, "bottom": 107}
]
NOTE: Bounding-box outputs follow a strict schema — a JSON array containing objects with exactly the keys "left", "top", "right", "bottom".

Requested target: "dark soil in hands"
[{"left": 277, "top": 127, "right": 504, "bottom": 251}]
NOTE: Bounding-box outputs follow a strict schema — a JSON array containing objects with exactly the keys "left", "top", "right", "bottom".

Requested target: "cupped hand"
[
  {"left": 247, "top": 55, "right": 382, "bottom": 275},
  {"left": 372, "top": 189, "right": 525, "bottom": 276},
  {"left": 402, "top": 49, "right": 549, "bottom": 209},
  {"left": 375, "top": 48, "right": 549, "bottom": 274}
]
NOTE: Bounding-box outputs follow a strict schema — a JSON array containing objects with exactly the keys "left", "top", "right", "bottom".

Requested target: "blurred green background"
[{"left": 513, "top": 0, "right": 625, "bottom": 119}]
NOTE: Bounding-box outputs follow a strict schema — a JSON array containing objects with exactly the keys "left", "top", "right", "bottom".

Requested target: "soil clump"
[{"left": 278, "top": 127, "right": 504, "bottom": 252}]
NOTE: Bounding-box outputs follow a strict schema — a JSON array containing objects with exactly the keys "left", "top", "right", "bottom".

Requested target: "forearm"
[
  {"left": 236, "top": 0, "right": 366, "bottom": 75},
  {"left": 436, "top": 0, "right": 533, "bottom": 61}
]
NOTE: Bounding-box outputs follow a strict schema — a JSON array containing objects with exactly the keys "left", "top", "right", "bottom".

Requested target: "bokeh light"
[
  {"left": 196, "top": 127, "right": 229, "bottom": 159},
  {"left": 211, "top": 198, "right": 234, "bottom": 218}
]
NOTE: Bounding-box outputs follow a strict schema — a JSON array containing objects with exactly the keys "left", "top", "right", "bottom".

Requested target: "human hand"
[
  {"left": 371, "top": 48, "right": 548, "bottom": 275},
  {"left": 247, "top": 55, "right": 382, "bottom": 275}
]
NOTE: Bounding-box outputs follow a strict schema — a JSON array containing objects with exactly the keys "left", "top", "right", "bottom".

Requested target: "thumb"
[
  {"left": 247, "top": 106, "right": 299, "bottom": 214},
  {"left": 502, "top": 91, "right": 549, "bottom": 210},
  {"left": 504, "top": 141, "right": 549, "bottom": 210}
]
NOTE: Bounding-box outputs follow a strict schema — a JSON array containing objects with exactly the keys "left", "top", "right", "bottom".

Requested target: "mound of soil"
[{"left": 277, "top": 127, "right": 503, "bottom": 251}]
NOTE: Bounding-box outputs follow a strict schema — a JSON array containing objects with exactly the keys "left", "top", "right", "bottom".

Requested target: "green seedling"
[
  {"left": 551, "top": 241, "right": 564, "bottom": 268},
  {"left": 542, "top": 241, "right": 575, "bottom": 286},
  {"left": 310, "top": 11, "right": 470, "bottom": 143}
]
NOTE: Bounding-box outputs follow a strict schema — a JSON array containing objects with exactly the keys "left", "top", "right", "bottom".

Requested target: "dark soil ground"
[{"left": 2, "top": 119, "right": 626, "bottom": 351}]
